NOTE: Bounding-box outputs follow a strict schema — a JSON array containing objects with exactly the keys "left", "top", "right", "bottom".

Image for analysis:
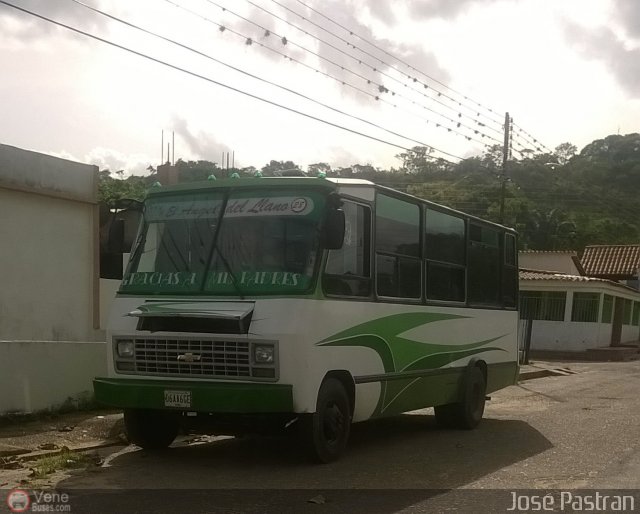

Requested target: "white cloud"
[
  {"left": 85, "top": 147, "right": 154, "bottom": 176},
  {"left": 0, "top": 0, "right": 638, "bottom": 176}
]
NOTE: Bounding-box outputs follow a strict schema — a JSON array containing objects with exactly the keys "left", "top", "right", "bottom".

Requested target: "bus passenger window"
[
  {"left": 375, "top": 194, "right": 421, "bottom": 300},
  {"left": 468, "top": 223, "right": 501, "bottom": 306},
  {"left": 323, "top": 202, "right": 371, "bottom": 297},
  {"left": 425, "top": 209, "right": 466, "bottom": 302}
]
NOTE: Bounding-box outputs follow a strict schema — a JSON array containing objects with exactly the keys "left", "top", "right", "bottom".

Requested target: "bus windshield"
[{"left": 120, "top": 189, "right": 326, "bottom": 295}]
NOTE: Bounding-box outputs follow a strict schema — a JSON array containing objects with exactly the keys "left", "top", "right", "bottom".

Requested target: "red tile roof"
[
  {"left": 580, "top": 245, "right": 640, "bottom": 278},
  {"left": 520, "top": 268, "right": 610, "bottom": 283}
]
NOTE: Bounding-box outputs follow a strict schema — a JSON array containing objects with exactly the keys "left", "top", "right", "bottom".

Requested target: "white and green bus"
[{"left": 94, "top": 176, "right": 519, "bottom": 462}]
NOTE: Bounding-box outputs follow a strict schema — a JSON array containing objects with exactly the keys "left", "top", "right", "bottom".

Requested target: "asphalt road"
[{"left": 53, "top": 361, "right": 640, "bottom": 513}]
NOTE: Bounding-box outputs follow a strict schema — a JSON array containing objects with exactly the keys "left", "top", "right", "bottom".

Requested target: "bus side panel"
[
  {"left": 353, "top": 382, "right": 381, "bottom": 422},
  {"left": 365, "top": 370, "right": 463, "bottom": 419}
]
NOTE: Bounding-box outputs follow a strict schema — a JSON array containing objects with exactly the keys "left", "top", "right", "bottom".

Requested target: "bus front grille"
[{"left": 126, "top": 338, "right": 251, "bottom": 378}]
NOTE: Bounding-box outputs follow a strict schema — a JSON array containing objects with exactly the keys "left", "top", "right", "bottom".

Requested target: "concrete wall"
[
  {"left": 530, "top": 320, "right": 638, "bottom": 352},
  {"left": 0, "top": 341, "right": 107, "bottom": 414},
  {"left": 519, "top": 251, "right": 580, "bottom": 274},
  {"left": 0, "top": 144, "right": 100, "bottom": 341},
  {"left": 0, "top": 144, "right": 104, "bottom": 414},
  {"left": 522, "top": 280, "right": 640, "bottom": 352}
]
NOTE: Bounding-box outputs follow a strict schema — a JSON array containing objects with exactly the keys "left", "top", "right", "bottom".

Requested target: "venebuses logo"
[{"left": 6, "top": 489, "right": 30, "bottom": 513}]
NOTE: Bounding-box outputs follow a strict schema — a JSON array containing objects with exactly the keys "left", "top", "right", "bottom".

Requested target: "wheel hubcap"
[{"left": 323, "top": 401, "right": 345, "bottom": 445}]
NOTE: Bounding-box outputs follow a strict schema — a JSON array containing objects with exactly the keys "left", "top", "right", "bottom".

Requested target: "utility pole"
[{"left": 499, "top": 111, "right": 511, "bottom": 224}]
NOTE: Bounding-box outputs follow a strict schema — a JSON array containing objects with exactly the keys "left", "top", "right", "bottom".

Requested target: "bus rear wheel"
[
  {"left": 124, "top": 408, "right": 180, "bottom": 449},
  {"left": 434, "top": 366, "right": 486, "bottom": 430},
  {"left": 302, "top": 378, "right": 352, "bottom": 463}
]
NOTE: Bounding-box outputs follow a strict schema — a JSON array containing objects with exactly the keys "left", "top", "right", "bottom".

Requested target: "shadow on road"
[{"left": 58, "top": 413, "right": 552, "bottom": 513}]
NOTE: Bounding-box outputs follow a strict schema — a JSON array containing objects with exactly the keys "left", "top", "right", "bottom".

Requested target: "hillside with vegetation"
[{"left": 99, "top": 132, "right": 640, "bottom": 251}]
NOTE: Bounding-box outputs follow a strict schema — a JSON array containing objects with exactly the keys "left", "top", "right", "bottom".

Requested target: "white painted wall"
[
  {"left": 0, "top": 145, "right": 104, "bottom": 414},
  {"left": 519, "top": 252, "right": 580, "bottom": 274},
  {"left": 522, "top": 279, "right": 640, "bottom": 352},
  {"left": 530, "top": 321, "right": 636, "bottom": 351},
  {"left": 0, "top": 341, "right": 107, "bottom": 414},
  {"left": 0, "top": 144, "right": 99, "bottom": 341},
  {"left": 622, "top": 325, "right": 639, "bottom": 343},
  {"left": 530, "top": 321, "right": 602, "bottom": 351}
]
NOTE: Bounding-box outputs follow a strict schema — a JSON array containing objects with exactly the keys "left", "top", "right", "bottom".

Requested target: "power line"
[
  {"left": 253, "top": 0, "right": 505, "bottom": 137},
  {"left": 227, "top": 0, "right": 548, "bottom": 161},
  {"left": 512, "top": 122, "right": 552, "bottom": 153},
  {"left": 292, "top": 0, "right": 506, "bottom": 125},
  {"left": 192, "top": 0, "right": 499, "bottom": 146},
  {"left": 0, "top": 0, "right": 425, "bottom": 154},
  {"left": 288, "top": 0, "right": 554, "bottom": 160},
  {"left": 165, "top": 0, "right": 499, "bottom": 148},
  {"left": 67, "top": 0, "right": 464, "bottom": 162}
]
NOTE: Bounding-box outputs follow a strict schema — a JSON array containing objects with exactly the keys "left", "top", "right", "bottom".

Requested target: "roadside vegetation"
[
  {"left": 28, "top": 447, "right": 98, "bottom": 479},
  {"left": 99, "top": 132, "right": 640, "bottom": 251}
]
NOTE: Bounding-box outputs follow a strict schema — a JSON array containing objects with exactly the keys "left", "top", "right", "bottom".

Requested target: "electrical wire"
[
  {"left": 257, "top": 0, "right": 506, "bottom": 137},
  {"left": 292, "top": 0, "right": 506, "bottom": 125},
  {"left": 259, "top": 0, "right": 504, "bottom": 134},
  {"left": 165, "top": 0, "right": 499, "bottom": 148},
  {"left": 512, "top": 122, "right": 552, "bottom": 153},
  {"left": 0, "top": 0, "right": 425, "bottom": 154},
  {"left": 67, "top": 0, "right": 466, "bottom": 161}
]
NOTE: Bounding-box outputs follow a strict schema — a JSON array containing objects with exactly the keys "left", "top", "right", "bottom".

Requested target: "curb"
[
  {"left": 518, "top": 369, "right": 555, "bottom": 381},
  {"left": 5, "top": 440, "right": 126, "bottom": 465}
]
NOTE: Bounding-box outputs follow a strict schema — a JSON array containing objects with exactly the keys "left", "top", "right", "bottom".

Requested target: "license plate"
[{"left": 164, "top": 390, "right": 192, "bottom": 408}]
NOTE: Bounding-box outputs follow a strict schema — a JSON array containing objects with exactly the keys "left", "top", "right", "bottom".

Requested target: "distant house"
[
  {"left": 518, "top": 250, "right": 640, "bottom": 355},
  {"left": 519, "top": 268, "right": 640, "bottom": 352},
  {"left": 519, "top": 250, "right": 583, "bottom": 276},
  {"left": 581, "top": 244, "right": 640, "bottom": 289}
]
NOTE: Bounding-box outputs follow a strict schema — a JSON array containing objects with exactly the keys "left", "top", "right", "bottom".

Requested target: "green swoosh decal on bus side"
[{"left": 316, "top": 312, "right": 507, "bottom": 416}]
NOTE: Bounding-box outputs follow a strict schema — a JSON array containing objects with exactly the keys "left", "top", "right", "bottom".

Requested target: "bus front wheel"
[
  {"left": 434, "top": 366, "right": 486, "bottom": 430},
  {"left": 124, "top": 408, "right": 180, "bottom": 449},
  {"left": 302, "top": 378, "right": 352, "bottom": 463}
]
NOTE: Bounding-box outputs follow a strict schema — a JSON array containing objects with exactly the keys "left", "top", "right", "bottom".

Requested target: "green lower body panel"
[
  {"left": 93, "top": 377, "right": 294, "bottom": 413},
  {"left": 356, "top": 360, "right": 519, "bottom": 418}
]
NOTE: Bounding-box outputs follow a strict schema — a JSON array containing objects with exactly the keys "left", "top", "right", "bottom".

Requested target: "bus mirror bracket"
[
  {"left": 323, "top": 208, "right": 345, "bottom": 250},
  {"left": 107, "top": 218, "right": 126, "bottom": 253}
]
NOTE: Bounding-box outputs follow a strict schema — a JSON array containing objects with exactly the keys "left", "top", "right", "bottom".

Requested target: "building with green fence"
[{"left": 519, "top": 269, "right": 640, "bottom": 352}]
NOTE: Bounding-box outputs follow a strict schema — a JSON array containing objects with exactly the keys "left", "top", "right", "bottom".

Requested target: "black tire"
[
  {"left": 434, "top": 366, "right": 486, "bottom": 430},
  {"left": 124, "top": 408, "right": 180, "bottom": 449},
  {"left": 302, "top": 378, "right": 352, "bottom": 463}
]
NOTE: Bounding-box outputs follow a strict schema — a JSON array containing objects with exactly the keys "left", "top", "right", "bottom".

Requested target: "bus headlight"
[
  {"left": 117, "top": 340, "right": 135, "bottom": 358},
  {"left": 254, "top": 344, "right": 274, "bottom": 364}
]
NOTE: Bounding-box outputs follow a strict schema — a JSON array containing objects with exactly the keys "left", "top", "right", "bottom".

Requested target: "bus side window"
[
  {"left": 374, "top": 194, "right": 421, "bottom": 300},
  {"left": 425, "top": 209, "right": 466, "bottom": 302},
  {"left": 503, "top": 233, "right": 518, "bottom": 308},
  {"left": 467, "top": 223, "right": 501, "bottom": 306},
  {"left": 323, "top": 202, "right": 372, "bottom": 297}
]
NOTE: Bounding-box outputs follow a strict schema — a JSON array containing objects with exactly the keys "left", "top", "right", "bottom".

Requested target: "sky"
[{"left": 1, "top": 0, "right": 639, "bottom": 175}]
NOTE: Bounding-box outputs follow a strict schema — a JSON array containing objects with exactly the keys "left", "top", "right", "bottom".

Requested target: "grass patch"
[{"left": 29, "top": 448, "right": 97, "bottom": 479}]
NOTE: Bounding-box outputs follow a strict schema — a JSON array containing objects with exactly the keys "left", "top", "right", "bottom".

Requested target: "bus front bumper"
[{"left": 93, "top": 377, "right": 294, "bottom": 413}]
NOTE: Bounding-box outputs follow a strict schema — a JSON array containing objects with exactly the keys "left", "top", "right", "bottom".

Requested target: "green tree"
[
  {"left": 98, "top": 170, "right": 149, "bottom": 206},
  {"left": 553, "top": 142, "right": 577, "bottom": 165},
  {"left": 175, "top": 159, "right": 221, "bottom": 181},
  {"left": 260, "top": 160, "right": 301, "bottom": 175},
  {"left": 307, "top": 162, "right": 332, "bottom": 176}
]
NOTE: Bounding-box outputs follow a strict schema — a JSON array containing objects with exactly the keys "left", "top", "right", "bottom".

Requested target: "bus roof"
[
  {"left": 145, "top": 176, "right": 515, "bottom": 233},
  {"left": 145, "top": 176, "right": 338, "bottom": 197}
]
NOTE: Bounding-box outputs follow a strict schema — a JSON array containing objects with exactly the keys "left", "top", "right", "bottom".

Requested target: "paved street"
[{"left": 42, "top": 361, "right": 640, "bottom": 512}]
